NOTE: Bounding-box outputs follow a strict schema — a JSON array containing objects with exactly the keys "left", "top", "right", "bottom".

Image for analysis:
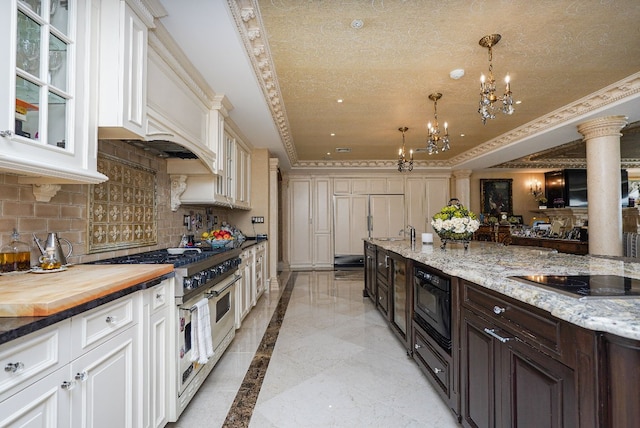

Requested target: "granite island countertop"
[{"left": 370, "top": 239, "right": 640, "bottom": 341}]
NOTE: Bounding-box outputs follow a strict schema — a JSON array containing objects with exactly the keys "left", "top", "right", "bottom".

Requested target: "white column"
[
  {"left": 577, "top": 115, "right": 628, "bottom": 256},
  {"left": 453, "top": 169, "right": 472, "bottom": 207},
  {"left": 268, "top": 158, "right": 280, "bottom": 288}
]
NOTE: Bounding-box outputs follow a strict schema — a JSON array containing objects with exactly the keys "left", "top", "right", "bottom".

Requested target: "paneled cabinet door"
[
  {"left": 70, "top": 326, "right": 138, "bottom": 428},
  {"left": 143, "top": 282, "right": 170, "bottom": 428},
  {"left": 461, "top": 308, "right": 576, "bottom": 428},
  {"left": 234, "top": 143, "right": 251, "bottom": 208},
  {"left": 98, "top": 0, "right": 148, "bottom": 139},
  {"left": 0, "top": 366, "right": 70, "bottom": 427},
  {"left": 0, "top": 0, "right": 106, "bottom": 184},
  {"left": 289, "top": 179, "right": 313, "bottom": 268}
]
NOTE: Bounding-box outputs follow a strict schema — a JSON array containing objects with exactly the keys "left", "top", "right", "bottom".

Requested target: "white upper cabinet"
[
  {"left": 0, "top": 0, "right": 107, "bottom": 188},
  {"left": 97, "top": 0, "right": 152, "bottom": 140}
]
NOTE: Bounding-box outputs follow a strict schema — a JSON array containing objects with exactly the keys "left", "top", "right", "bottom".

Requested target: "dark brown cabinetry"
[
  {"left": 363, "top": 241, "right": 377, "bottom": 299},
  {"left": 363, "top": 243, "right": 636, "bottom": 428},
  {"left": 389, "top": 251, "right": 409, "bottom": 348},
  {"left": 602, "top": 334, "right": 640, "bottom": 428},
  {"left": 473, "top": 225, "right": 512, "bottom": 245},
  {"left": 460, "top": 280, "right": 596, "bottom": 428},
  {"left": 375, "top": 247, "right": 390, "bottom": 319}
]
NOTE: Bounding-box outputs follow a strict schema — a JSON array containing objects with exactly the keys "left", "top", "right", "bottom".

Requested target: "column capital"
[
  {"left": 452, "top": 169, "right": 473, "bottom": 179},
  {"left": 269, "top": 157, "right": 279, "bottom": 171},
  {"left": 577, "top": 115, "right": 628, "bottom": 140}
]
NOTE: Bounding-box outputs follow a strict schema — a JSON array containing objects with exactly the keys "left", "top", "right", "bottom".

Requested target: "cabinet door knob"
[
  {"left": 414, "top": 343, "right": 422, "bottom": 350},
  {"left": 493, "top": 305, "right": 506, "bottom": 314},
  {"left": 60, "top": 381, "right": 75, "bottom": 390},
  {"left": 105, "top": 316, "right": 117, "bottom": 324},
  {"left": 75, "top": 371, "right": 88, "bottom": 382},
  {"left": 0, "top": 130, "right": 13, "bottom": 138},
  {"left": 4, "top": 362, "right": 24, "bottom": 373},
  {"left": 433, "top": 367, "right": 443, "bottom": 374}
]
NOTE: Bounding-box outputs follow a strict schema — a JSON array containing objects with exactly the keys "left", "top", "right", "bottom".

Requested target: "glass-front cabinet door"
[
  {"left": 0, "top": 0, "right": 106, "bottom": 186},
  {"left": 16, "top": 2, "right": 69, "bottom": 146}
]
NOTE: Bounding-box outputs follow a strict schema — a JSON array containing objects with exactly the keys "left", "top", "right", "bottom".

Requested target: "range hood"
[{"left": 123, "top": 139, "right": 199, "bottom": 159}]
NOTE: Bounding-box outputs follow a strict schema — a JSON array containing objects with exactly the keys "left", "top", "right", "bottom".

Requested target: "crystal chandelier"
[
  {"left": 478, "top": 34, "right": 514, "bottom": 124},
  {"left": 397, "top": 127, "right": 413, "bottom": 172},
  {"left": 426, "top": 93, "right": 450, "bottom": 155}
]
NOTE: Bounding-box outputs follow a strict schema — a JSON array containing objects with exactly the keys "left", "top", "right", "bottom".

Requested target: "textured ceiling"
[
  {"left": 157, "top": 1, "right": 640, "bottom": 171},
  {"left": 246, "top": 0, "right": 640, "bottom": 166}
]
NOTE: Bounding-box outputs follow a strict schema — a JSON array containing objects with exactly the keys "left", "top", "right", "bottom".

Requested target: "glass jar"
[{"left": 0, "top": 229, "right": 31, "bottom": 273}]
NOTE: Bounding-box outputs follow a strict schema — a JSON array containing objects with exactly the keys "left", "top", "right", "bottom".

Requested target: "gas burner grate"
[{"left": 90, "top": 249, "right": 226, "bottom": 267}]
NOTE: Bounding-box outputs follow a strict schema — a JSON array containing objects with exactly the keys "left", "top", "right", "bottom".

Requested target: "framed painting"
[{"left": 481, "top": 179, "right": 513, "bottom": 216}]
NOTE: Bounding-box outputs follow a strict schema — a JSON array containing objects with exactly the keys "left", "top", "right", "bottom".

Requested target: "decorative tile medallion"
[{"left": 88, "top": 154, "right": 157, "bottom": 252}]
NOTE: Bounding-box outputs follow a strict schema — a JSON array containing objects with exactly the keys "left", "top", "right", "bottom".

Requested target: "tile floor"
[{"left": 166, "top": 270, "right": 460, "bottom": 428}]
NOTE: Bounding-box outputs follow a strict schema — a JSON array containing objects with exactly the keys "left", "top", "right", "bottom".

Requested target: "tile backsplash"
[
  {"left": 88, "top": 154, "right": 158, "bottom": 252},
  {"left": 0, "top": 140, "right": 230, "bottom": 265}
]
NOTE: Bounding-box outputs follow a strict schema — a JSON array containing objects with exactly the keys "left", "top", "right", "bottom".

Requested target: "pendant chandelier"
[
  {"left": 478, "top": 34, "right": 514, "bottom": 124},
  {"left": 397, "top": 126, "right": 413, "bottom": 172},
  {"left": 426, "top": 93, "right": 450, "bottom": 155}
]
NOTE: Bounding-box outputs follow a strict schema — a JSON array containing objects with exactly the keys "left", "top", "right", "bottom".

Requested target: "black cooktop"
[
  {"left": 511, "top": 275, "right": 640, "bottom": 299},
  {"left": 90, "top": 247, "right": 228, "bottom": 267}
]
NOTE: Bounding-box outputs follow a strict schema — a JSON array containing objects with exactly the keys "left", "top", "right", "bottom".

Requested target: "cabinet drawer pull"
[
  {"left": 433, "top": 367, "right": 443, "bottom": 374},
  {"left": 105, "top": 316, "right": 117, "bottom": 324},
  {"left": 484, "top": 328, "right": 512, "bottom": 343},
  {"left": 0, "top": 130, "right": 13, "bottom": 138},
  {"left": 4, "top": 362, "right": 24, "bottom": 373},
  {"left": 493, "top": 305, "right": 506, "bottom": 314},
  {"left": 75, "top": 371, "right": 88, "bottom": 382}
]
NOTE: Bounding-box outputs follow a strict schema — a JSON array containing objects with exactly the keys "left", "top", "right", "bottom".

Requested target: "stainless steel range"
[{"left": 92, "top": 247, "right": 242, "bottom": 421}]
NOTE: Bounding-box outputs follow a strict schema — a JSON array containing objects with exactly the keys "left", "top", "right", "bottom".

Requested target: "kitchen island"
[
  {"left": 367, "top": 238, "right": 640, "bottom": 428},
  {"left": 372, "top": 239, "right": 640, "bottom": 340}
]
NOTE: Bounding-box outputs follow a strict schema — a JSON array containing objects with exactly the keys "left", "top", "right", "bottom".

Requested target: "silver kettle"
[{"left": 33, "top": 232, "right": 73, "bottom": 266}]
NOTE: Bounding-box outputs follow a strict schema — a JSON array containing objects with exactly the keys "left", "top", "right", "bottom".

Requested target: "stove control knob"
[{"left": 184, "top": 278, "right": 193, "bottom": 289}]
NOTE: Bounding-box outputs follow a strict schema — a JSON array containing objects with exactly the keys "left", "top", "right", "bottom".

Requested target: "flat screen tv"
[{"left": 544, "top": 169, "right": 629, "bottom": 207}]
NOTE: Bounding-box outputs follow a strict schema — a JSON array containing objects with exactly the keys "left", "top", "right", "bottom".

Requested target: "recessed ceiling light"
[
  {"left": 350, "top": 19, "right": 364, "bottom": 29},
  {"left": 460, "top": 133, "right": 465, "bottom": 137},
  {"left": 337, "top": 99, "right": 343, "bottom": 103},
  {"left": 449, "top": 69, "right": 465, "bottom": 80},
  {"left": 515, "top": 100, "right": 522, "bottom": 105},
  {"left": 330, "top": 133, "right": 335, "bottom": 136}
]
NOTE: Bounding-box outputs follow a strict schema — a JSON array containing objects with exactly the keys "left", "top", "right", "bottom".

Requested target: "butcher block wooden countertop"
[{"left": 0, "top": 264, "right": 174, "bottom": 317}]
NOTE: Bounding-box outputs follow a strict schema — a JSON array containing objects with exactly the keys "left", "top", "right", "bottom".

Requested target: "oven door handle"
[{"left": 206, "top": 274, "right": 242, "bottom": 298}]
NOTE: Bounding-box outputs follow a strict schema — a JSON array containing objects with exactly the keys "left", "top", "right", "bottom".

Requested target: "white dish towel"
[{"left": 190, "top": 298, "right": 214, "bottom": 364}]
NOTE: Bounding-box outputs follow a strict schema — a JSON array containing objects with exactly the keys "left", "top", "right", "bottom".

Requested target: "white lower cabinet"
[
  {"left": 252, "top": 242, "right": 267, "bottom": 305},
  {"left": 0, "top": 278, "right": 173, "bottom": 428},
  {"left": 0, "top": 365, "right": 70, "bottom": 428},
  {"left": 141, "top": 281, "right": 170, "bottom": 428},
  {"left": 235, "top": 249, "right": 253, "bottom": 329},
  {"left": 69, "top": 326, "right": 137, "bottom": 428}
]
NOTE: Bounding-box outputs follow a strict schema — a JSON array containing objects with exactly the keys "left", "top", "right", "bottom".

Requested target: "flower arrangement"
[{"left": 431, "top": 200, "right": 481, "bottom": 240}]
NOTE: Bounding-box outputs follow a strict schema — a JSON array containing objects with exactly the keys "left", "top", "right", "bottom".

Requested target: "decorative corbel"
[
  {"left": 32, "top": 184, "right": 62, "bottom": 202},
  {"left": 170, "top": 175, "right": 187, "bottom": 211}
]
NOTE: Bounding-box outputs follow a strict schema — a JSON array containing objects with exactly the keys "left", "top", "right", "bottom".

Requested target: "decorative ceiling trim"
[
  {"left": 228, "top": 0, "right": 298, "bottom": 164},
  {"left": 228, "top": 0, "right": 640, "bottom": 171},
  {"left": 450, "top": 72, "right": 640, "bottom": 166},
  {"left": 291, "top": 159, "right": 451, "bottom": 169}
]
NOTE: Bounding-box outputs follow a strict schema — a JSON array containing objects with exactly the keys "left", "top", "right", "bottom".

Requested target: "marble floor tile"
[{"left": 167, "top": 270, "right": 460, "bottom": 428}]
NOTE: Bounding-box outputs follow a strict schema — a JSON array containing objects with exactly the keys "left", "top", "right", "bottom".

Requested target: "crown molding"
[
  {"left": 228, "top": 1, "right": 640, "bottom": 172},
  {"left": 451, "top": 72, "right": 640, "bottom": 167},
  {"left": 228, "top": 0, "right": 297, "bottom": 165}
]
